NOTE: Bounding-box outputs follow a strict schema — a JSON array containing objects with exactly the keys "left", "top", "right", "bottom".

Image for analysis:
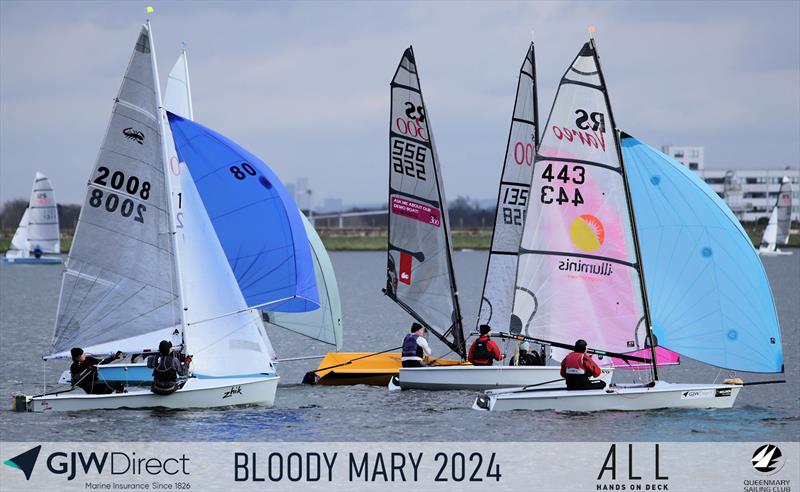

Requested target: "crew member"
[
  {"left": 401, "top": 323, "right": 431, "bottom": 368},
  {"left": 69, "top": 347, "right": 124, "bottom": 394},
  {"left": 560, "top": 339, "right": 606, "bottom": 390},
  {"left": 146, "top": 340, "right": 186, "bottom": 395},
  {"left": 510, "top": 341, "right": 544, "bottom": 366},
  {"left": 467, "top": 325, "right": 504, "bottom": 366}
]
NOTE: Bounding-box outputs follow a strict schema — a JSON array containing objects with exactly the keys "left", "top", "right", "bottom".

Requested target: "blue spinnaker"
[
  {"left": 168, "top": 112, "right": 319, "bottom": 312},
  {"left": 622, "top": 134, "right": 783, "bottom": 373}
]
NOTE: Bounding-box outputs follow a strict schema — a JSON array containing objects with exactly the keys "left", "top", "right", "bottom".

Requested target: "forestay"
[
  {"left": 622, "top": 134, "right": 784, "bottom": 373},
  {"left": 478, "top": 43, "right": 538, "bottom": 331},
  {"left": 49, "top": 26, "right": 181, "bottom": 357},
  {"left": 168, "top": 113, "right": 319, "bottom": 313},
  {"left": 385, "top": 47, "right": 465, "bottom": 358},
  {"left": 26, "top": 172, "right": 61, "bottom": 254},
  {"left": 511, "top": 41, "right": 648, "bottom": 360},
  {"left": 265, "top": 214, "right": 343, "bottom": 349}
]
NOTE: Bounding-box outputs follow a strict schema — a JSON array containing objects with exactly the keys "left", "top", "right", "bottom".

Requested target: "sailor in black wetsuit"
[{"left": 69, "top": 347, "right": 124, "bottom": 394}]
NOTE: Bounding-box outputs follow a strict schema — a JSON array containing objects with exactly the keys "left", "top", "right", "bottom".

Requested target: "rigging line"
[
  {"left": 186, "top": 297, "right": 293, "bottom": 327},
  {"left": 75, "top": 218, "right": 174, "bottom": 257}
]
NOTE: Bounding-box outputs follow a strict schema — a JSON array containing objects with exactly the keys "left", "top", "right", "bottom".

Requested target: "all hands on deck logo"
[
  {"left": 751, "top": 444, "right": 785, "bottom": 475},
  {"left": 3, "top": 445, "right": 41, "bottom": 480}
]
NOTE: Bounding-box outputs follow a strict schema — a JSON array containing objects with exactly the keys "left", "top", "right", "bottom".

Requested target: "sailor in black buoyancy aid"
[
  {"left": 146, "top": 340, "right": 186, "bottom": 395},
  {"left": 467, "top": 325, "right": 504, "bottom": 366},
  {"left": 401, "top": 323, "right": 432, "bottom": 368},
  {"left": 510, "top": 341, "right": 545, "bottom": 366},
  {"left": 69, "top": 347, "right": 125, "bottom": 394}
]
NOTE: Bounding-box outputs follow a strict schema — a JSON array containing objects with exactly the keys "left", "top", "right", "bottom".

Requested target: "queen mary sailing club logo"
[{"left": 751, "top": 444, "right": 785, "bottom": 474}]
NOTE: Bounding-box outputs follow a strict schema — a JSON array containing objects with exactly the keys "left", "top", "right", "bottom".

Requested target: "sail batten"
[
  {"left": 478, "top": 43, "right": 538, "bottom": 332},
  {"left": 386, "top": 47, "right": 465, "bottom": 358}
]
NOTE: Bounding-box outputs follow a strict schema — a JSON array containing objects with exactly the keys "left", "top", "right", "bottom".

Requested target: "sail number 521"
[{"left": 539, "top": 163, "right": 585, "bottom": 206}]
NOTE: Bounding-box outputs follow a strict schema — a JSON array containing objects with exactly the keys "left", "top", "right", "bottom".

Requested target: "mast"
[
  {"left": 147, "top": 20, "right": 188, "bottom": 344},
  {"left": 590, "top": 35, "right": 659, "bottom": 380}
]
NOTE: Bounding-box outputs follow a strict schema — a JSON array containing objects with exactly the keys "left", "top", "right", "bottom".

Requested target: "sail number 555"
[
  {"left": 539, "top": 163, "right": 585, "bottom": 206},
  {"left": 391, "top": 138, "right": 427, "bottom": 181}
]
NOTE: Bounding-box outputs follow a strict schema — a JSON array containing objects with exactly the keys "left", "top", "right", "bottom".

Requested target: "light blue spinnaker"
[
  {"left": 622, "top": 133, "right": 783, "bottom": 373},
  {"left": 168, "top": 112, "right": 319, "bottom": 313},
  {"left": 265, "top": 214, "right": 343, "bottom": 349}
]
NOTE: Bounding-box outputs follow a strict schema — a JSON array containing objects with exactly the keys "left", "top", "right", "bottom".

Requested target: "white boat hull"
[
  {"left": 473, "top": 381, "right": 741, "bottom": 412},
  {"left": 396, "top": 365, "right": 613, "bottom": 391},
  {"left": 29, "top": 375, "right": 278, "bottom": 412},
  {"left": 758, "top": 248, "right": 793, "bottom": 256}
]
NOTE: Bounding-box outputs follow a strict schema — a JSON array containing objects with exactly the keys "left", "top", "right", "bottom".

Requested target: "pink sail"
[
  {"left": 511, "top": 41, "right": 651, "bottom": 361},
  {"left": 608, "top": 347, "right": 680, "bottom": 369}
]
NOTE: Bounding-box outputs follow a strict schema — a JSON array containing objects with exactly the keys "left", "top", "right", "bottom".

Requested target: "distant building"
[
  {"left": 698, "top": 169, "right": 799, "bottom": 222},
  {"left": 661, "top": 144, "right": 705, "bottom": 171}
]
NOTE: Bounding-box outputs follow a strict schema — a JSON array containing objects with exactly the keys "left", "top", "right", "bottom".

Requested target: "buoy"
[
  {"left": 11, "top": 394, "right": 30, "bottom": 412},
  {"left": 722, "top": 377, "right": 744, "bottom": 385}
]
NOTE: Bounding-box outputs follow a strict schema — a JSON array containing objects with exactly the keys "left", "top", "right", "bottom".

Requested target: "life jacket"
[
  {"left": 152, "top": 354, "right": 178, "bottom": 383},
  {"left": 517, "top": 351, "right": 543, "bottom": 366},
  {"left": 402, "top": 333, "right": 423, "bottom": 358},
  {"left": 562, "top": 352, "right": 589, "bottom": 375},
  {"left": 472, "top": 337, "right": 493, "bottom": 365}
]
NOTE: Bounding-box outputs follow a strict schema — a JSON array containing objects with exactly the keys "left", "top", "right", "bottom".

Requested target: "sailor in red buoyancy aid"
[
  {"left": 467, "top": 325, "right": 504, "bottom": 366},
  {"left": 401, "top": 323, "right": 432, "bottom": 368},
  {"left": 560, "top": 339, "right": 606, "bottom": 390}
]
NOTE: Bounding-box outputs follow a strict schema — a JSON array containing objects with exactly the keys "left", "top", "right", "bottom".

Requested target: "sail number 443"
[
  {"left": 539, "top": 163, "right": 585, "bottom": 206},
  {"left": 434, "top": 452, "right": 501, "bottom": 482}
]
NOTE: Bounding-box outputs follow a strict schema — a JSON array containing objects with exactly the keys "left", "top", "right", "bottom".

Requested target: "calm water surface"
[{"left": 1, "top": 251, "right": 797, "bottom": 441}]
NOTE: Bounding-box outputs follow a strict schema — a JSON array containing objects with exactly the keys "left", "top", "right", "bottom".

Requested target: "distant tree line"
[{"left": 0, "top": 199, "right": 81, "bottom": 231}]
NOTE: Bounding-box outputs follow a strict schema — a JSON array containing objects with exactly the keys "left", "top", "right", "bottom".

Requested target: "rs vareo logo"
[{"left": 751, "top": 444, "right": 784, "bottom": 475}]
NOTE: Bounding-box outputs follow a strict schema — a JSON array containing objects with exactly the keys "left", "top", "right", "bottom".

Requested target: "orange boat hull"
[{"left": 310, "top": 352, "right": 464, "bottom": 386}]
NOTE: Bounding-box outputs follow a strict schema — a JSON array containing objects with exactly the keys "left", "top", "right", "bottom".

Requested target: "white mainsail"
[
  {"left": 49, "top": 25, "right": 181, "bottom": 358},
  {"left": 478, "top": 43, "right": 538, "bottom": 331},
  {"left": 386, "top": 47, "right": 465, "bottom": 358},
  {"left": 760, "top": 176, "right": 793, "bottom": 251},
  {"left": 511, "top": 40, "right": 649, "bottom": 360},
  {"left": 26, "top": 172, "right": 60, "bottom": 255},
  {"left": 164, "top": 49, "right": 193, "bottom": 120}
]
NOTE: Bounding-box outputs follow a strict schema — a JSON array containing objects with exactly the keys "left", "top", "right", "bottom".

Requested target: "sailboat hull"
[
  {"left": 396, "top": 365, "right": 613, "bottom": 391},
  {"left": 473, "top": 381, "right": 741, "bottom": 412},
  {"left": 757, "top": 248, "right": 793, "bottom": 256},
  {"left": 28, "top": 375, "right": 278, "bottom": 412},
  {"left": 1, "top": 256, "right": 63, "bottom": 265}
]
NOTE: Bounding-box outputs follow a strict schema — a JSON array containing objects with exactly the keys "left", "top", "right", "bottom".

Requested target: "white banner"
[{"left": 1, "top": 442, "right": 797, "bottom": 491}]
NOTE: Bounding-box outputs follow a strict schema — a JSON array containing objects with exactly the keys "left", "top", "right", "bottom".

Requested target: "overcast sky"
[{"left": 1, "top": 0, "right": 798, "bottom": 206}]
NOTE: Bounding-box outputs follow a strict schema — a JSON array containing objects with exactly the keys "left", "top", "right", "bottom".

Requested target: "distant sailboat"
[
  {"left": 758, "top": 177, "right": 793, "bottom": 256},
  {"left": 2, "top": 173, "right": 62, "bottom": 265},
  {"left": 475, "top": 37, "right": 783, "bottom": 412},
  {"left": 28, "top": 22, "right": 314, "bottom": 411}
]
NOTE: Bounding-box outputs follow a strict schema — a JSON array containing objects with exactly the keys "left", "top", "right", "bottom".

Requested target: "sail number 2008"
[
  {"left": 90, "top": 166, "right": 150, "bottom": 223},
  {"left": 539, "top": 163, "right": 585, "bottom": 206}
]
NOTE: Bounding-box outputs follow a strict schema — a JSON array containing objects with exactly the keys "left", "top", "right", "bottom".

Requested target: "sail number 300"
[
  {"left": 539, "top": 163, "right": 585, "bottom": 206},
  {"left": 90, "top": 167, "right": 149, "bottom": 223}
]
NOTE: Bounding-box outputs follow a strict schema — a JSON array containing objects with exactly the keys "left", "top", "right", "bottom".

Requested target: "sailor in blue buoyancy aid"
[{"left": 401, "top": 323, "right": 432, "bottom": 368}]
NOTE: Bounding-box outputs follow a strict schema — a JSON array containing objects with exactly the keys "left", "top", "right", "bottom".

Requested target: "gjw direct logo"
[
  {"left": 3, "top": 445, "right": 41, "bottom": 480},
  {"left": 751, "top": 444, "right": 785, "bottom": 475},
  {"left": 3, "top": 445, "right": 190, "bottom": 481}
]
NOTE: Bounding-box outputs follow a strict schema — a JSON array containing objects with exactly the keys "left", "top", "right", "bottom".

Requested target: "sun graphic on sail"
[{"left": 569, "top": 214, "right": 605, "bottom": 252}]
